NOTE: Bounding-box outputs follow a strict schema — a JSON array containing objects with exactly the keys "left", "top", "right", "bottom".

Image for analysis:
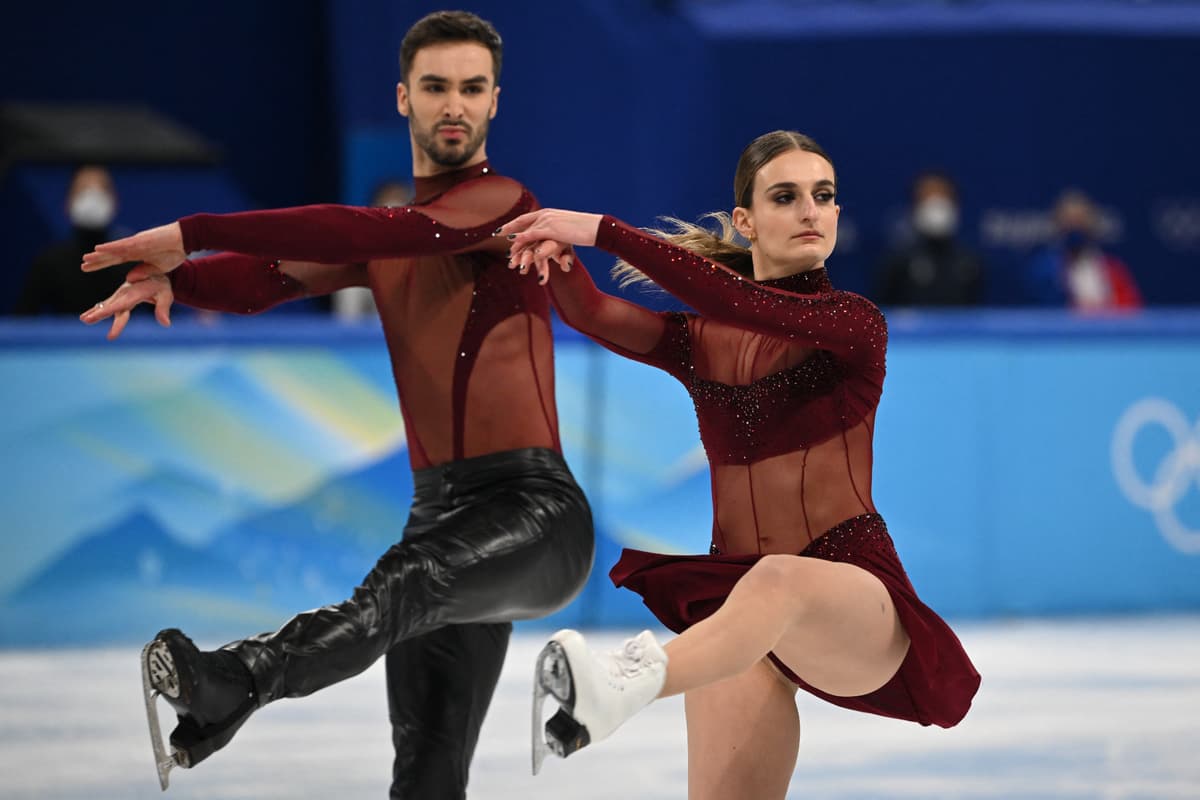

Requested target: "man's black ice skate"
[
  {"left": 531, "top": 629, "right": 667, "bottom": 775},
  {"left": 140, "top": 629, "right": 257, "bottom": 790}
]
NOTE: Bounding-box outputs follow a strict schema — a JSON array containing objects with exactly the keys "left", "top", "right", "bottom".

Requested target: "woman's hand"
[
  {"left": 81, "top": 222, "right": 187, "bottom": 274},
  {"left": 499, "top": 209, "right": 603, "bottom": 248},
  {"left": 498, "top": 209, "right": 599, "bottom": 285},
  {"left": 507, "top": 239, "right": 574, "bottom": 285},
  {"left": 78, "top": 264, "right": 175, "bottom": 340}
]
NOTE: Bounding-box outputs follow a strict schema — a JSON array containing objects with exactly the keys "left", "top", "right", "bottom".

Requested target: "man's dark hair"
[{"left": 400, "top": 11, "right": 503, "bottom": 84}]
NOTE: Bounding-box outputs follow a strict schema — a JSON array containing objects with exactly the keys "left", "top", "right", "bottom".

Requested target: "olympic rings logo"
[{"left": 1110, "top": 398, "right": 1200, "bottom": 554}]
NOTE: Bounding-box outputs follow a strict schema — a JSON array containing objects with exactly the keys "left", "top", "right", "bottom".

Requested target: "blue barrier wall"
[{"left": 1, "top": 310, "right": 1197, "bottom": 646}]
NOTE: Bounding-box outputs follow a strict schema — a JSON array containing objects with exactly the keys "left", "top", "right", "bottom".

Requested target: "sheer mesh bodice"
[
  {"left": 170, "top": 161, "right": 560, "bottom": 469},
  {"left": 551, "top": 217, "right": 887, "bottom": 555}
]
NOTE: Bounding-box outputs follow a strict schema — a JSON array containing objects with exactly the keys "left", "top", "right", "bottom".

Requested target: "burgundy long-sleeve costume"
[
  {"left": 156, "top": 162, "right": 594, "bottom": 799},
  {"left": 550, "top": 216, "right": 979, "bottom": 728},
  {"left": 172, "top": 162, "right": 562, "bottom": 469}
]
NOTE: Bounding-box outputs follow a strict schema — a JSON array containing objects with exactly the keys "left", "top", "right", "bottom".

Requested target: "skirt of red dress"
[{"left": 608, "top": 513, "right": 980, "bottom": 728}]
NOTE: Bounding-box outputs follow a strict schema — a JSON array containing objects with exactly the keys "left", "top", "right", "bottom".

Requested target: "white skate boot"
[{"left": 531, "top": 629, "right": 668, "bottom": 774}]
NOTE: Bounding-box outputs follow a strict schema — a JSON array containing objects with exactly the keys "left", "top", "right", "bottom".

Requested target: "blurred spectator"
[
  {"left": 331, "top": 179, "right": 414, "bottom": 321},
  {"left": 1026, "top": 189, "right": 1142, "bottom": 311},
  {"left": 874, "top": 171, "right": 986, "bottom": 307},
  {"left": 14, "top": 165, "right": 130, "bottom": 315},
  {"left": 370, "top": 179, "right": 414, "bottom": 209}
]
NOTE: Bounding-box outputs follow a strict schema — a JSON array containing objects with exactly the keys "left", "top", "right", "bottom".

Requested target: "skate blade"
[
  {"left": 531, "top": 641, "right": 590, "bottom": 775},
  {"left": 141, "top": 640, "right": 184, "bottom": 790}
]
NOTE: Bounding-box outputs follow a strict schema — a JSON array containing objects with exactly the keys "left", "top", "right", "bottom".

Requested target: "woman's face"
[{"left": 734, "top": 149, "right": 839, "bottom": 277}]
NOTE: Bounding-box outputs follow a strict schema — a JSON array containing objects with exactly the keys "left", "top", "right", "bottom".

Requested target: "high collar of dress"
[
  {"left": 758, "top": 267, "right": 832, "bottom": 294},
  {"left": 413, "top": 161, "right": 495, "bottom": 203}
]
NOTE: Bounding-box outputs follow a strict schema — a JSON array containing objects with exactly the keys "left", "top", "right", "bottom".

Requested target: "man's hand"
[{"left": 82, "top": 222, "right": 187, "bottom": 274}]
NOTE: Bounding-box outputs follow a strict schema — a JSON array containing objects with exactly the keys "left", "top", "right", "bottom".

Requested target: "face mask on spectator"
[
  {"left": 69, "top": 187, "right": 116, "bottom": 230},
  {"left": 913, "top": 197, "right": 958, "bottom": 238}
]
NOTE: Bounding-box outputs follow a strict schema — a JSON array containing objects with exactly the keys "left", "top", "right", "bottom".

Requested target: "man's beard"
[{"left": 413, "top": 116, "right": 489, "bottom": 168}]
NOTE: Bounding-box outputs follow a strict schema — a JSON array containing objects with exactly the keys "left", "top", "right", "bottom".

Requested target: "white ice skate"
[{"left": 531, "top": 629, "right": 668, "bottom": 774}]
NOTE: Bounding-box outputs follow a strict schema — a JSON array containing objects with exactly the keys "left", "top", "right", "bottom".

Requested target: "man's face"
[{"left": 397, "top": 42, "right": 499, "bottom": 171}]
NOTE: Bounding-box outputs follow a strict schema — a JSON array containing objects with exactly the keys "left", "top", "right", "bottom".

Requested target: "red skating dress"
[
  {"left": 167, "top": 161, "right": 562, "bottom": 469},
  {"left": 549, "top": 217, "right": 980, "bottom": 728}
]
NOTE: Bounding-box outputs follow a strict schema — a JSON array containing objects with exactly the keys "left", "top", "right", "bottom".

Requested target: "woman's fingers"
[
  {"left": 516, "top": 247, "right": 536, "bottom": 275},
  {"left": 499, "top": 209, "right": 572, "bottom": 249},
  {"left": 507, "top": 239, "right": 570, "bottom": 285},
  {"left": 532, "top": 247, "right": 555, "bottom": 285},
  {"left": 495, "top": 210, "right": 544, "bottom": 241},
  {"left": 534, "top": 242, "right": 571, "bottom": 284}
]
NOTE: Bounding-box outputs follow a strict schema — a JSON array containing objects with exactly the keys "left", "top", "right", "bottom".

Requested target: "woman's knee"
[
  {"left": 743, "top": 555, "right": 856, "bottom": 630},
  {"left": 744, "top": 553, "right": 793, "bottom": 586},
  {"left": 742, "top": 555, "right": 811, "bottom": 607}
]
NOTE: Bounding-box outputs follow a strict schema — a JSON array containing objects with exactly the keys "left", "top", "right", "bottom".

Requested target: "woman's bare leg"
[
  {"left": 531, "top": 554, "right": 907, "bottom": 774},
  {"left": 685, "top": 658, "right": 799, "bottom": 800},
  {"left": 661, "top": 554, "right": 910, "bottom": 699}
]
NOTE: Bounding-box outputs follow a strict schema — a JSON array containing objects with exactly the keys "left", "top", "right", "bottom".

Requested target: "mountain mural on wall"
[
  {"left": 1, "top": 446, "right": 416, "bottom": 646},
  {"left": 1, "top": 350, "right": 404, "bottom": 599},
  {"left": 0, "top": 441, "right": 677, "bottom": 645},
  {"left": 0, "top": 510, "right": 270, "bottom": 646},
  {"left": 0, "top": 342, "right": 709, "bottom": 646}
]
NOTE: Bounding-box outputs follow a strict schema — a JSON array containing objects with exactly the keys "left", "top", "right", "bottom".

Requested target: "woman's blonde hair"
[{"left": 613, "top": 130, "right": 835, "bottom": 288}]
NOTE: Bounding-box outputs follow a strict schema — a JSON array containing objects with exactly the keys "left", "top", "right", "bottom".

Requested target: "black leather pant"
[{"left": 223, "top": 447, "right": 594, "bottom": 798}]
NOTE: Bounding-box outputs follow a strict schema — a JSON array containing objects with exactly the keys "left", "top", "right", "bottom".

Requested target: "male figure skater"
[{"left": 82, "top": 12, "right": 593, "bottom": 798}]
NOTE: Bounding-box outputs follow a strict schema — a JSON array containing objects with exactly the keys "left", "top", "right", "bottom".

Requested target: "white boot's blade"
[
  {"left": 535, "top": 629, "right": 667, "bottom": 756},
  {"left": 531, "top": 661, "right": 550, "bottom": 776},
  {"left": 532, "top": 639, "right": 570, "bottom": 774},
  {"left": 141, "top": 641, "right": 180, "bottom": 790},
  {"left": 532, "top": 637, "right": 590, "bottom": 774}
]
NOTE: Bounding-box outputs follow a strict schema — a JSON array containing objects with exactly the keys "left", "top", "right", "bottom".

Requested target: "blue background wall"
[
  {"left": 5, "top": 1, "right": 1200, "bottom": 310},
  {"left": 3, "top": 0, "right": 337, "bottom": 209}
]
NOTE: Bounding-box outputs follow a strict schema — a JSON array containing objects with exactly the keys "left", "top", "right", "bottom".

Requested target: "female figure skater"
[{"left": 500, "top": 130, "right": 981, "bottom": 798}]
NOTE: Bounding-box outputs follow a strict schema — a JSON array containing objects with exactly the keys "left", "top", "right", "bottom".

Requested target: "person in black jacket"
[
  {"left": 875, "top": 171, "right": 986, "bottom": 307},
  {"left": 15, "top": 165, "right": 129, "bottom": 315}
]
